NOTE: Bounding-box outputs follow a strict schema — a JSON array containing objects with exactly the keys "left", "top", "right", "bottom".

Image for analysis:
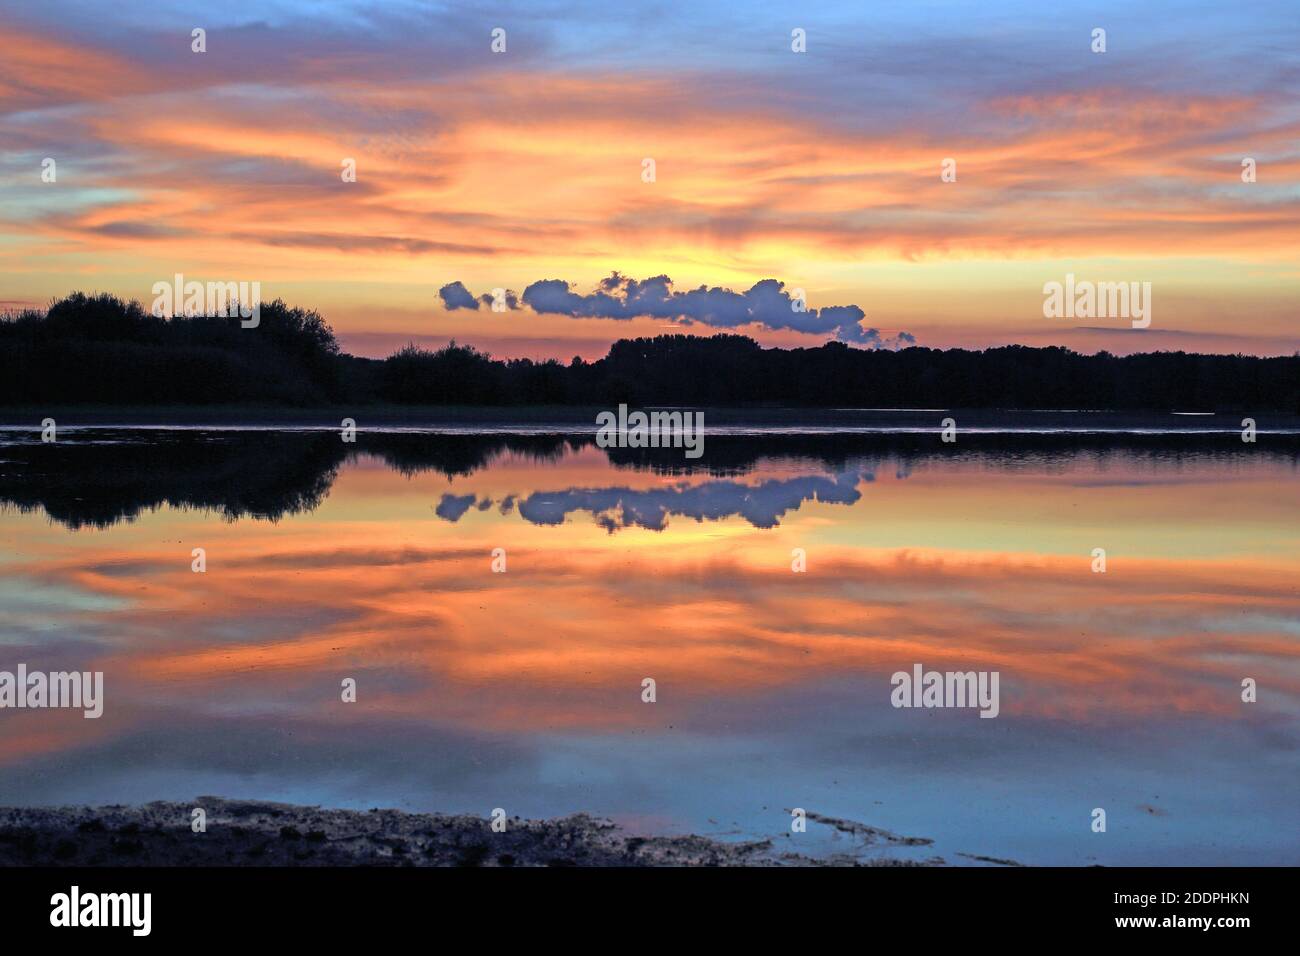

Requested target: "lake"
[{"left": 0, "top": 424, "right": 1296, "bottom": 865}]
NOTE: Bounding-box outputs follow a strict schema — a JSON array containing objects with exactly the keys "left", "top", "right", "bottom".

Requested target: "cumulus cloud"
[
  {"left": 439, "top": 281, "right": 479, "bottom": 311},
  {"left": 477, "top": 289, "right": 520, "bottom": 310},
  {"left": 447, "top": 273, "right": 914, "bottom": 347}
]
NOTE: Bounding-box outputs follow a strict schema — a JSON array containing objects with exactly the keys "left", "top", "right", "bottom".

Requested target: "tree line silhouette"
[{"left": 2, "top": 292, "right": 1295, "bottom": 411}]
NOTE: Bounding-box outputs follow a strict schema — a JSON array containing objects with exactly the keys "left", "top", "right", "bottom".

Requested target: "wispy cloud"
[{"left": 1, "top": 2, "right": 1297, "bottom": 356}]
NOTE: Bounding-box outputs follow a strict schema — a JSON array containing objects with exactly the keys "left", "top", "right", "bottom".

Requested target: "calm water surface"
[{"left": 0, "top": 428, "right": 1296, "bottom": 864}]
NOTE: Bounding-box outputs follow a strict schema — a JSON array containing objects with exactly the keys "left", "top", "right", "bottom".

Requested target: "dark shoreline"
[
  {"left": 0, "top": 798, "right": 942, "bottom": 867},
  {"left": 2, "top": 405, "right": 1297, "bottom": 432}
]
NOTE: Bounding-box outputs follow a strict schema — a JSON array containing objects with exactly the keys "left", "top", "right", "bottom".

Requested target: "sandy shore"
[{"left": 0, "top": 798, "right": 945, "bottom": 867}]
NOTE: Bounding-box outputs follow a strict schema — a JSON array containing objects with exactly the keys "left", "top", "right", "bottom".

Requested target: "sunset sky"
[{"left": 1, "top": 0, "right": 1297, "bottom": 359}]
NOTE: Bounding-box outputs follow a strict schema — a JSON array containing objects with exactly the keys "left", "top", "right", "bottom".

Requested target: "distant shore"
[
  {"left": 1, "top": 405, "right": 1297, "bottom": 433},
  {"left": 0, "top": 798, "right": 943, "bottom": 867}
]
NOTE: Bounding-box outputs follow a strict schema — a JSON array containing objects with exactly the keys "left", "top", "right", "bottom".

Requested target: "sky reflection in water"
[{"left": 0, "top": 431, "right": 1296, "bottom": 864}]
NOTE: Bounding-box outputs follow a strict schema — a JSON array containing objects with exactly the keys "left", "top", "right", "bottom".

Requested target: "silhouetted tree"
[{"left": 2, "top": 293, "right": 1296, "bottom": 412}]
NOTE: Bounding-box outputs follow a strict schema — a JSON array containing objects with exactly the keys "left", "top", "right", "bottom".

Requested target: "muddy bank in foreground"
[{"left": 0, "top": 798, "right": 946, "bottom": 867}]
